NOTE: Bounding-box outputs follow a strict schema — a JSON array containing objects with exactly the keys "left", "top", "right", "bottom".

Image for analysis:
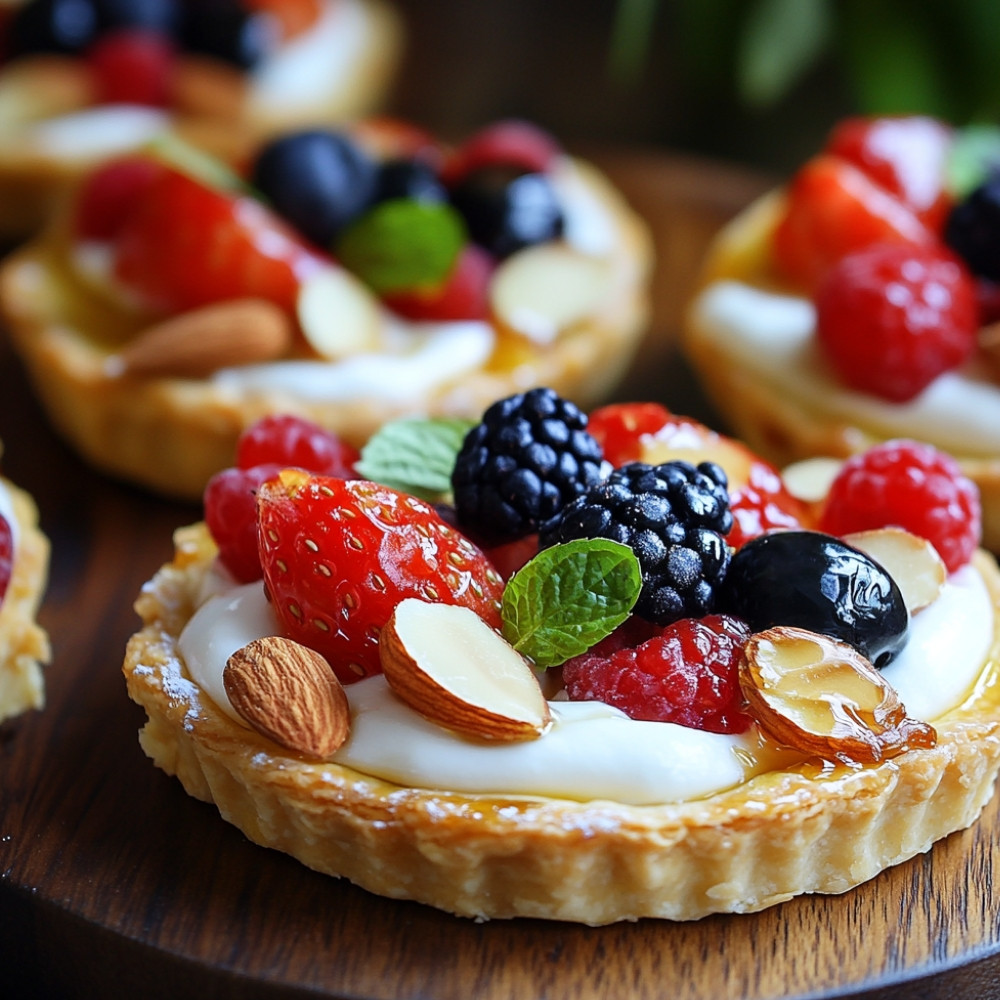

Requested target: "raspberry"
[
  {"left": 204, "top": 463, "right": 284, "bottom": 582},
  {"left": 562, "top": 615, "right": 752, "bottom": 733},
  {"left": 87, "top": 28, "right": 175, "bottom": 106},
  {"left": 815, "top": 242, "right": 978, "bottom": 402},
  {"left": 235, "top": 415, "right": 359, "bottom": 477},
  {"left": 441, "top": 120, "right": 560, "bottom": 188},
  {"left": 818, "top": 440, "right": 981, "bottom": 573}
]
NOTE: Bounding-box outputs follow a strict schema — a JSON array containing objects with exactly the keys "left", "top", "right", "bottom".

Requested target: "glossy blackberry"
[
  {"left": 251, "top": 130, "right": 378, "bottom": 247},
  {"left": 375, "top": 158, "right": 448, "bottom": 206},
  {"left": 944, "top": 176, "right": 1000, "bottom": 282},
  {"left": 449, "top": 166, "right": 563, "bottom": 258},
  {"left": 540, "top": 461, "right": 733, "bottom": 626},
  {"left": 451, "top": 388, "right": 604, "bottom": 543}
]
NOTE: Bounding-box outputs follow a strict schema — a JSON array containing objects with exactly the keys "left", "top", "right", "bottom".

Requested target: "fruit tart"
[
  {"left": 0, "top": 0, "right": 402, "bottom": 239},
  {"left": 685, "top": 114, "right": 1000, "bottom": 552},
  {"left": 122, "top": 393, "right": 1000, "bottom": 924},
  {"left": 0, "top": 120, "right": 652, "bottom": 501},
  {"left": 0, "top": 441, "right": 50, "bottom": 723}
]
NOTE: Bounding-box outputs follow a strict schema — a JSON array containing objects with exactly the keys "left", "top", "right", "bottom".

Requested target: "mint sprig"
[
  {"left": 501, "top": 539, "right": 642, "bottom": 668},
  {"left": 335, "top": 199, "right": 466, "bottom": 296},
  {"left": 355, "top": 417, "right": 475, "bottom": 501}
]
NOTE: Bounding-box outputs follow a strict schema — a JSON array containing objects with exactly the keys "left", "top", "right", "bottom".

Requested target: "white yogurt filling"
[
  {"left": 691, "top": 280, "right": 1000, "bottom": 457},
  {"left": 176, "top": 563, "right": 994, "bottom": 805}
]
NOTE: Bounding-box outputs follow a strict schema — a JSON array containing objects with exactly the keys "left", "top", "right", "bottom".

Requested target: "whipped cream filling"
[
  {"left": 691, "top": 281, "right": 1000, "bottom": 457},
  {"left": 176, "top": 563, "right": 993, "bottom": 805}
]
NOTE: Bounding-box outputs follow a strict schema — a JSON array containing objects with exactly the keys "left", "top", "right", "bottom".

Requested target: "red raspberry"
[
  {"left": 87, "top": 29, "right": 175, "bottom": 107},
  {"left": 818, "top": 440, "right": 981, "bottom": 573},
  {"left": 815, "top": 242, "right": 978, "bottom": 402},
  {"left": 0, "top": 512, "right": 12, "bottom": 606},
  {"left": 562, "top": 615, "right": 753, "bottom": 733},
  {"left": 382, "top": 244, "right": 494, "bottom": 321},
  {"left": 441, "top": 120, "right": 560, "bottom": 187},
  {"left": 73, "top": 156, "right": 164, "bottom": 242},
  {"left": 204, "top": 463, "right": 284, "bottom": 582},
  {"left": 235, "top": 415, "right": 359, "bottom": 477}
]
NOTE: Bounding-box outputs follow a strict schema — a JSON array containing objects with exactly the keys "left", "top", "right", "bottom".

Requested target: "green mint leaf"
[
  {"left": 945, "top": 124, "right": 1000, "bottom": 199},
  {"left": 354, "top": 417, "right": 475, "bottom": 500},
  {"left": 335, "top": 199, "right": 466, "bottom": 296},
  {"left": 501, "top": 539, "right": 642, "bottom": 668}
]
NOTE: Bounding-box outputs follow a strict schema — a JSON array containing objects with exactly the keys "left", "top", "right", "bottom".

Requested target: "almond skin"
[
  {"left": 110, "top": 298, "right": 293, "bottom": 378},
  {"left": 223, "top": 635, "right": 350, "bottom": 758}
]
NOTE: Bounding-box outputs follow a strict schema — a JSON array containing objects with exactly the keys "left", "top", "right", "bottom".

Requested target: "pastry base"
[
  {"left": 0, "top": 160, "right": 652, "bottom": 502},
  {"left": 0, "top": 0, "right": 402, "bottom": 241},
  {"left": 0, "top": 478, "right": 50, "bottom": 723},
  {"left": 684, "top": 190, "right": 1000, "bottom": 553},
  {"left": 123, "top": 522, "right": 1000, "bottom": 924}
]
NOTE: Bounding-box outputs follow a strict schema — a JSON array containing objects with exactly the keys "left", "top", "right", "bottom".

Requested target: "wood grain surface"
[{"left": 1, "top": 151, "right": 999, "bottom": 1000}]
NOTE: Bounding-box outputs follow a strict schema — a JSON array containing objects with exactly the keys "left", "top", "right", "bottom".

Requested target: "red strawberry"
[
  {"left": 825, "top": 115, "right": 953, "bottom": 231},
  {"left": 772, "top": 155, "right": 935, "bottom": 291},
  {"left": 587, "top": 402, "right": 673, "bottom": 466},
  {"left": 0, "top": 512, "right": 12, "bottom": 607},
  {"left": 73, "top": 155, "right": 165, "bottom": 242},
  {"left": 257, "top": 471, "right": 505, "bottom": 682},
  {"left": 87, "top": 28, "right": 175, "bottom": 107},
  {"left": 113, "top": 167, "right": 328, "bottom": 314}
]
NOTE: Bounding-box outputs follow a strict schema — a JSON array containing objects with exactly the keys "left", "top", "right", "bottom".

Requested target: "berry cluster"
[
  {"left": 771, "top": 115, "right": 1000, "bottom": 403},
  {"left": 200, "top": 393, "right": 982, "bottom": 738},
  {"left": 4, "top": 0, "right": 312, "bottom": 107}
]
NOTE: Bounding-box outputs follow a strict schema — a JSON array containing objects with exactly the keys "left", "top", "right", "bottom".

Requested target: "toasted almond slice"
[
  {"left": 780, "top": 457, "right": 843, "bottom": 504},
  {"left": 109, "top": 298, "right": 293, "bottom": 378},
  {"left": 843, "top": 527, "right": 946, "bottom": 614},
  {"left": 380, "top": 599, "right": 551, "bottom": 742},
  {"left": 490, "top": 243, "right": 612, "bottom": 344},
  {"left": 740, "top": 626, "right": 936, "bottom": 765},
  {"left": 296, "top": 266, "right": 384, "bottom": 359},
  {"left": 224, "top": 635, "right": 350, "bottom": 758}
]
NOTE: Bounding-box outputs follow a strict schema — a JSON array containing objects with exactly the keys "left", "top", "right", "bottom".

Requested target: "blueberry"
[
  {"left": 7, "top": 0, "right": 100, "bottom": 56},
  {"left": 717, "top": 531, "right": 909, "bottom": 668},
  {"left": 95, "top": 0, "right": 180, "bottom": 34},
  {"left": 180, "top": 0, "right": 276, "bottom": 69},
  {"left": 944, "top": 175, "right": 1000, "bottom": 282},
  {"left": 251, "top": 131, "right": 378, "bottom": 248},
  {"left": 449, "top": 166, "right": 563, "bottom": 258},
  {"left": 375, "top": 159, "right": 448, "bottom": 206}
]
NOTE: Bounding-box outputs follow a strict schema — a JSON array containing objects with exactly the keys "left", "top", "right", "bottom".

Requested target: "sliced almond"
[
  {"left": 224, "top": 635, "right": 350, "bottom": 758},
  {"left": 843, "top": 527, "right": 946, "bottom": 613},
  {"left": 740, "top": 626, "right": 936, "bottom": 764},
  {"left": 109, "top": 298, "right": 293, "bottom": 378},
  {"left": 490, "top": 243, "right": 612, "bottom": 344},
  {"left": 380, "top": 598, "right": 551, "bottom": 742},
  {"left": 296, "top": 266, "right": 384, "bottom": 359},
  {"left": 780, "top": 457, "right": 843, "bottom": 504}
]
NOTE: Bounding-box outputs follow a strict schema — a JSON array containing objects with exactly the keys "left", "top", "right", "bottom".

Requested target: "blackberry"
[
  {"left": 451, "top": 388, "right": 604, "bottom": 543},
  {"left": 540, "top": 461, "right": 733, "bottom": 626},
  {"left": 944, "top": 175, "right": 1000, "bottom": 282}
]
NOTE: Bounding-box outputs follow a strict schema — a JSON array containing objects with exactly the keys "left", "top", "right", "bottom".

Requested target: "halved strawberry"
[
  {"left": 257, "top": 471, "right": 505, "bottom": 682},
  {"left": 772, "top": 155, "right": 935, "bottom": 292},
  {"left": 73, "top": 155, "right": 165, "bottom": 242},
  {"left": 825, "top": 115, "right": 953, "bottom": 231},
  {"left": 113, "top": 167, "right": 328, "bottom": 314},
  {"left": 589, "top": 404, "right": 807, "bottom": 548}
]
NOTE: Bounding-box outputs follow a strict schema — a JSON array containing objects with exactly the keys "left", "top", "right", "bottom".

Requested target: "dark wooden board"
[{"left": 1, "top": 151, "right": 999, "bottom": 1000}]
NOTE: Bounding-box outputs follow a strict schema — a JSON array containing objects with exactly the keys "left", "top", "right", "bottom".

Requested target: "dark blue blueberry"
[
  {"left": 180, "top": 0, "right": 276, "bottom": 69},
  {"left": 8, "top": 0, "right": 100, "bottom": 56}
]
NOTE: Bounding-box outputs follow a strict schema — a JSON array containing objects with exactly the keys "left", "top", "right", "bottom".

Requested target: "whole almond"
[
  {"left": 110, "top": 298, "right": 293, "bottom": 378},
  {"left": 224, "top": 635, "right": 350, "bottom": 758}
]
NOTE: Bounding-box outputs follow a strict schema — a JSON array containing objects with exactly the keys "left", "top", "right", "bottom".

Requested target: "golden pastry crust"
[
  {"left": 0, "top": 476, "right": 50, "bottom": 723},
  {"left": 0, "top": 158, "right": 652, "bottom": 502},
  {"left": 684, "top": 190, "right": 1000, "bottom": 553},
  {"left": 123, "top": 522, "right": 1000, "bottom": 924},
  {"left": 0, "top": 0, "right": 402, "bottom": 240}
]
